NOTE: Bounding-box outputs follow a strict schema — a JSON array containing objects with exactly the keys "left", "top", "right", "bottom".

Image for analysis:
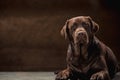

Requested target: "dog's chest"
[{"left": 70, "top": 56, "right": 96, "bottom": 73}]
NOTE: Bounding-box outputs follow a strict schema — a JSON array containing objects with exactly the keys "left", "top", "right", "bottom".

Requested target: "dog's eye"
[
  {"left": 73, "top": 23, "right": 78, "bottom": 26},
  {"left": 82, "top": 22, "right": 89, "bottom": 27},
  {"left": 71, "top": 23, "right": 77, "bottom": 31},
  {"left": 71, "top": 26, "right": 76, "bottom": 31}
]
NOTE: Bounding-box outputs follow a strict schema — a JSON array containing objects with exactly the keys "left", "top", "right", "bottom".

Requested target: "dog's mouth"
[{"left": 75, "top": 36, "right": 89, "bottom": 46}]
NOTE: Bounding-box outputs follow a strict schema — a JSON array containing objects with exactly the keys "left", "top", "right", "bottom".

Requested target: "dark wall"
[{"left": 0, "top": 0, "right": 120, "bottom": 71}]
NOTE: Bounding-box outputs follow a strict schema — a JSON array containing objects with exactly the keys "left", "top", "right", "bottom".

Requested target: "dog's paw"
[
  {"left": 55, "top": 69, "right": 70, "bottom": 80},
  {"left": 90, "top": 72, "right": 104, "bottom": 80}
]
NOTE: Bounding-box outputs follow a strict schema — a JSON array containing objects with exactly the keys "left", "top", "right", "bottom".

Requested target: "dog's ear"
[
  {"left": 60, "top": 20, "right": 69, "bottom": 39},
  {"left": 87, "top": 16, "right": 99, "bottom": 34},
  {"left": 92, "top": 21, "right": 99, "bottom": 33}
]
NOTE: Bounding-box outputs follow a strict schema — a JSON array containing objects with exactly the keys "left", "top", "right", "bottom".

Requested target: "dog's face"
[{"left": 61, "top": 16, "right": 99, "bottom": 45}]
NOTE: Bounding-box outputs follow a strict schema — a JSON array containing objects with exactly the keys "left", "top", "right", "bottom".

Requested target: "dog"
[{"left": 55, "top": 16, "right": 119, "bottom": 80}]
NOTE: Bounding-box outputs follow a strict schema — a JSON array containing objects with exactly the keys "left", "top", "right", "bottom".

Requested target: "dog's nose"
[
  {"left": 78, "top": 32, "right": 86, "bottom": 37},
  {"left": 77, "top": 32, "right": 87, "bottom": 41},
  {"left": 78, "top": 33, "right": 84, "bottom": 36}
]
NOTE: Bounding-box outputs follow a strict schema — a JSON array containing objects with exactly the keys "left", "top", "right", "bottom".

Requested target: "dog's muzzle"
[{"left": 74, "top": 28, "right": 89, "bottom": 44}]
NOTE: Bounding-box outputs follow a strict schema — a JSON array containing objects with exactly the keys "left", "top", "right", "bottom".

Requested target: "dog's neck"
[
  {"left": 74, "top": 44, "right": 88, "bottom": 60},
  {"left": 70, "top": 37, "right": 95, "bottom": 63},
  {"left": 69, "top": 43, "right": 89, "bottom": 67}
]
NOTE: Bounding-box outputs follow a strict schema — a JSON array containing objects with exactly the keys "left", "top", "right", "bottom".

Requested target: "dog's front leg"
[
  {"left": 90, "top": 70, "right": 111, "bottom": 80},
  {"left": 55, "top": 68, "right": 71, "bottom": 80}
]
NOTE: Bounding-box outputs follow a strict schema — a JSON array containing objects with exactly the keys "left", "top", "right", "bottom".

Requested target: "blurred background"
[{"left": 0, "top": 0, "right": 120, "bottom": 71}]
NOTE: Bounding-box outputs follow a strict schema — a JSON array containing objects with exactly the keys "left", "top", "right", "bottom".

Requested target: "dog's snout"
[
  {"left": 78, "top": 32, "right": 84, "bottom": 36},
  {"left": 74, "top": 27, "right": 89, "bottom": 44},
  {"left": 75, "top": 31, "right": 88, "bottom": 44},
  {"left": 78, "top": 32, "right": 86, "bottom": 37},
  {"left": 77, "top": 32, "right": 87, "bottom": 41}
]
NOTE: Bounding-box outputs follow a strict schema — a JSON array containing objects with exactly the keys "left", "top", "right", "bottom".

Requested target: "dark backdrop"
[{"left": 0, "top": 0, "right": 120, "bottom": 71}]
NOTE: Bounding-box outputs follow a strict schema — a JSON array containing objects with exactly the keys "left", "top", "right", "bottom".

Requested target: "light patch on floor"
[{"left": 0, "top": 72, "right": 55, "bottom": 80}]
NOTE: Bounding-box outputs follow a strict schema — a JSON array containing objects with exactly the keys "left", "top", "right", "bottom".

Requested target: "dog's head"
[{"left": 61, "top": 16, "right": 99, "bottom": 45}]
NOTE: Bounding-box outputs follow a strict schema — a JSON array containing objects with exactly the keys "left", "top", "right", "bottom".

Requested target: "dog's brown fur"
[{"left": 55, "top": 16, "right": 119, "bottom": 80}]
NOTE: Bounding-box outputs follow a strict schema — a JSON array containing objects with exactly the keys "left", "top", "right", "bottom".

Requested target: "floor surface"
[
  {"left": 0, "top": 72, "right": 120, "bottom": 80},
  {"left": 0, "top": 72, "right": 55, "bottom": 80}
]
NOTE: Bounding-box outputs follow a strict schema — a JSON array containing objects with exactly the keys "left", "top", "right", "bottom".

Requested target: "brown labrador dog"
[{"left": 55, "top": 16, "right": 119, "bottom": 80}]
